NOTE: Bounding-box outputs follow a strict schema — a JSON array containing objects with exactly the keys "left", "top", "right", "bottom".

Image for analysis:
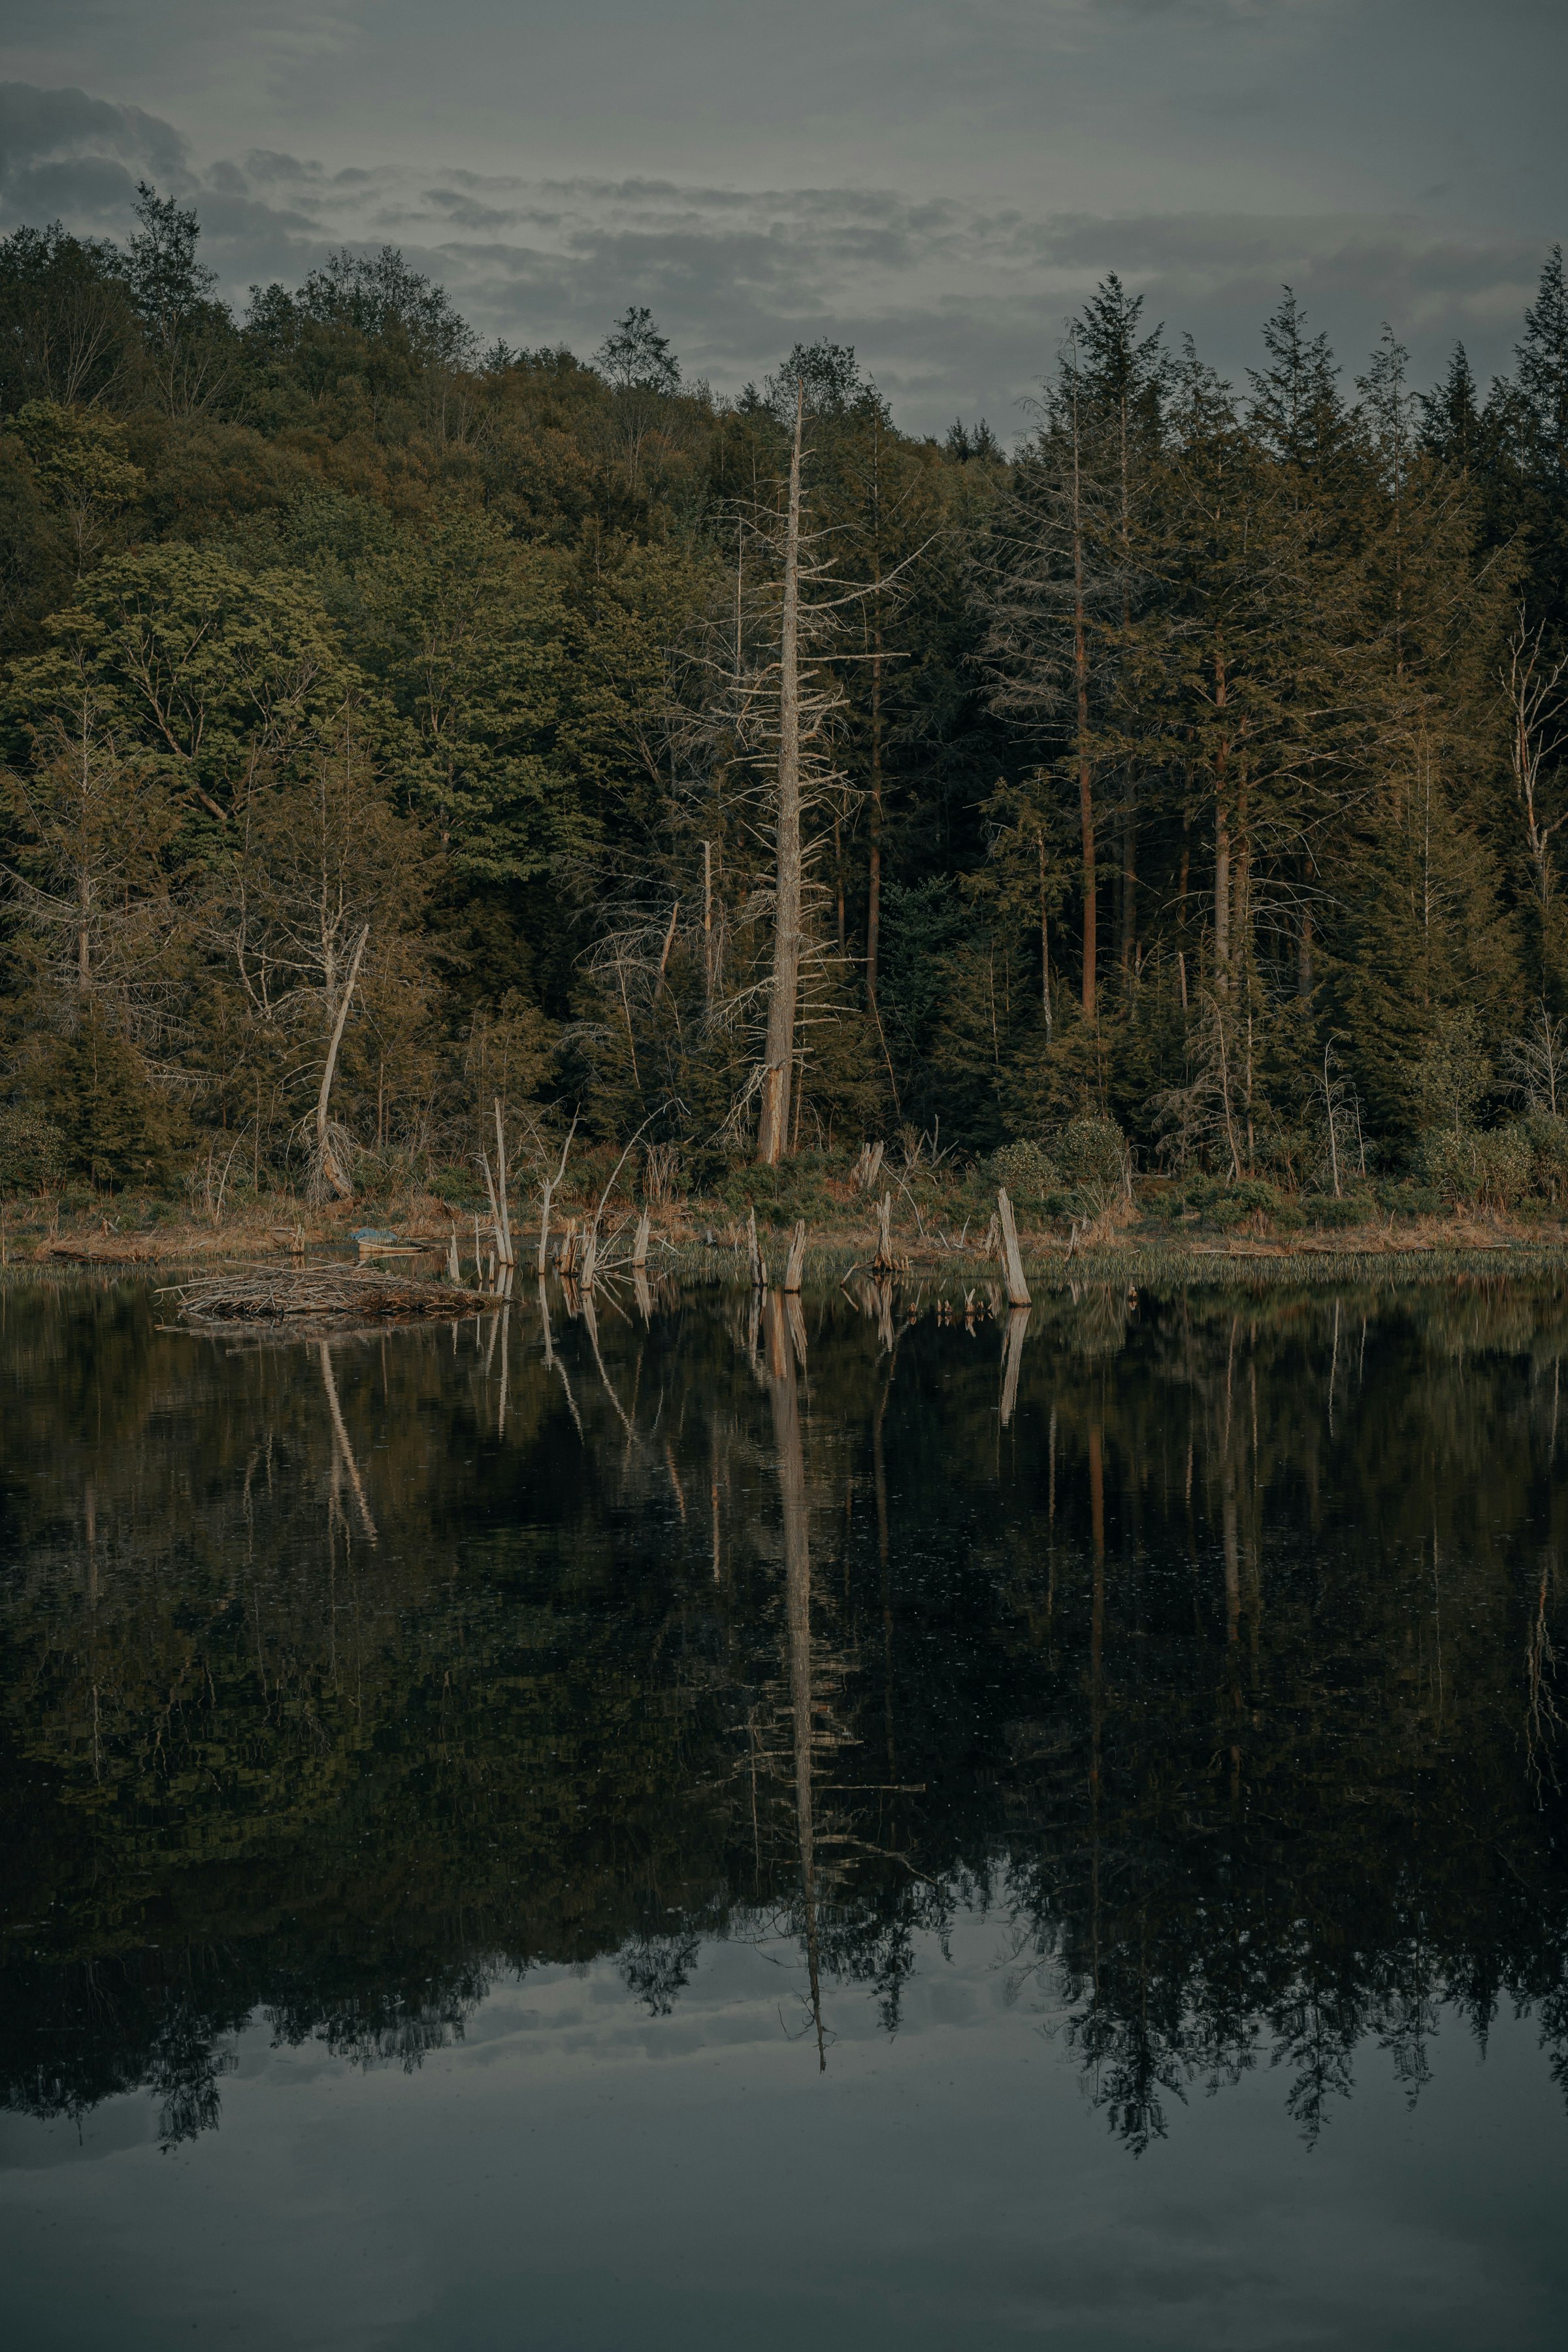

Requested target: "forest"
[{"left": 4, "top": 184, "right": 1568, "bottom": 1223}]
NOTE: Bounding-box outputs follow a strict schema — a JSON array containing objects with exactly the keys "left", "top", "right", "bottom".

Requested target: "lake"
[{"left": 1, "top": 1268, "right": 1566, "bottom": 2349}]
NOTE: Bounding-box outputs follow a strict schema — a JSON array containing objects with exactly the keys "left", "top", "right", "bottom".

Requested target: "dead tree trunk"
[
  {"left": 1070, "top": 399, "right": 1096, "bottom": 1020},
  {"left": 314, "top": 924, "right": 368, "bottom": 1201},
  {"left": 757, "top": 380, "right": 806, "bottom": 1164},
  {"left": 996, "top": 1187, "right": 1031, "bottom": 1307}
]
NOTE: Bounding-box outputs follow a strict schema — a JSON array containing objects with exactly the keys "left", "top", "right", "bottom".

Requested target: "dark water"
[{"left": 1, "top": 1269, "right": 1567, "bottom": 2349}]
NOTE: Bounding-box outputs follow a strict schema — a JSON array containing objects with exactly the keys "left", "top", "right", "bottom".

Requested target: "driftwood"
[{"left": 171, "top": 1265, "right": 483, "bottom": 1328}]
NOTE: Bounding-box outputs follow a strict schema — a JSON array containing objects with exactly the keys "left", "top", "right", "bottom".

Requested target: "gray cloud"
[{"left": 0, "top": 14, "right": 1561, "bottom": 437}]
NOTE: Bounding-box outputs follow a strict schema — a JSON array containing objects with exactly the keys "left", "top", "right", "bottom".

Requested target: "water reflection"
[{"left": 1, "top": 1269, "right": 1566, "bottom": 2159}]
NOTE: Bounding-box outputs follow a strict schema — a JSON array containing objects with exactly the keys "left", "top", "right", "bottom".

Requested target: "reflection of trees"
[{"left": 0, "top": 1270, "right": 1565, "bottom": 2150}]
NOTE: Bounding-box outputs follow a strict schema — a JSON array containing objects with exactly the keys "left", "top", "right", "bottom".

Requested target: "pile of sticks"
[{"left": 171, "top": 1266, "right": 483, "bottom": 1327}]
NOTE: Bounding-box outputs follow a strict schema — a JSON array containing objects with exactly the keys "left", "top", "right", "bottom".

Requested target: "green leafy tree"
[{"left": 7, "top": 546, "right": 357, "bottom": 826}]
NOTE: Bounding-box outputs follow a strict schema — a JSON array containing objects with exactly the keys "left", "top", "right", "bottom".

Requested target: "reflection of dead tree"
[
  {"left": 318, "top": 1341, "right": 376, "bottom": 1541},
  {"left": 1000, "top": 1307, "right": 1031, "bottom": 1427},
  {"left": 1525, "top": 1551, "right": 1563, "bottom": 1795},
  {"left": 765, "top": 1291, "right": 827, "bottom": 2067}
]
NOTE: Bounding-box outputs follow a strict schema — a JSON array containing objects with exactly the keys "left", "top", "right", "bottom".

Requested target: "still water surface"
[{"left": 1, "top": 1270, "right": 1567, "bottom": 2348}]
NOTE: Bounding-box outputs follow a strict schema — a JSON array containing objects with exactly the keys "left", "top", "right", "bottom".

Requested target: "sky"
[{"left": 1, "top": 1, "right": 1564, "bottom": 438}]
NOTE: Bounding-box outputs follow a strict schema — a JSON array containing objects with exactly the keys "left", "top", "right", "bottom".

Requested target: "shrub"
[
  {"left": 1054, "top": 1115, "right": 1132, "bottom": 1219},
  {"left": 987, "top": 1138, "right": 1059, "bottom": 1206},
  {"left": 1183, "top": 1174, "right": 1286, "bottom": 1228},
  {"left": 1525, "top": 1111, "right": 1568, "bottom": 1203},
  {"left": 1416, "top": 1124, "right": 1535, "bottom": 1210},
  {"left": 1307, "top": 1192, "right": 1370, "bottom": 1228},
  {"left": 715, "top": 1154, "right": 836, "bottom": 1220},
  {"left": 425, "top": 1166, "right": 480, "bottom": 1207},
  {"left": 0, "top": 1104, "right": 65, "bottom": 1196}
]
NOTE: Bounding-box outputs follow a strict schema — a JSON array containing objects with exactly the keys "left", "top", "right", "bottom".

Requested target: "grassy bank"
[{"left": 6, "top": 1179, "right": 1568, "bottom": 1285}]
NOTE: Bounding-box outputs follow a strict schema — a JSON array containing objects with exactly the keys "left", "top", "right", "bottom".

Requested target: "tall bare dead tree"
[{"left": 757, "top": 382, "right": 807, "bottom": 1162}]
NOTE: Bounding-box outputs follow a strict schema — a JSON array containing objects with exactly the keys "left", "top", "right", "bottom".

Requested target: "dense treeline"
[{"left": 5, "top": 184, "right": 1568, "bottom": 1211}]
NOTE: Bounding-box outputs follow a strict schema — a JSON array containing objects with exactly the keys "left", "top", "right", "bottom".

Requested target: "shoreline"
[{"left": 6, "top": 1199, "right": 1568, "bottom": 1289}]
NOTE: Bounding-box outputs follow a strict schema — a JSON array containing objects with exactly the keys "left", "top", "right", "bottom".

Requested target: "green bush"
[
  {"left": 987, "top": 1138, "right": 1059, "bottom": 1205},
  {"left": 0, "top": 1104, "right": 65, "bottom": 1196},
  {"left": 423, "top": 1166, "right": 480, "bottom": 1204},
  {"left": 1183, "top": 1175, "right": 1287, "bottom": 1228},
  {"left": 1525, "top": 1111, "right": 1568, "bottom": 1202},
  {"left": 1053, "top": 1115, "right": 1131, "bottom": 1218},
  {"left": 1307, "top": 1192, "right": 1370, "bottom": 1228},
  {"left": 1417, "top": 1124, "right": 1535, "bottom": 1210},
  {"left": 715, "top": 1154, "right": 837, "bottom": 1220}
]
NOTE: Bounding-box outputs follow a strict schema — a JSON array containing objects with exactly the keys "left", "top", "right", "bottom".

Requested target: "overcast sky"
[{"left": 1, "top": 1, "right": 1563, "bottom": 436}]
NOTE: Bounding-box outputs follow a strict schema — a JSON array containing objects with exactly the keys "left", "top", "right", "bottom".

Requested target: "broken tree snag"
[
  {"left": 872, "top": 1190, "right": 896, "bottom": 1273},
  {"left": 580, "top": 1220, "right": 599, "bottom": 1292},
  {"left": 783, "top": 1218, "right": 807, "bottom": 1293},
  {"left": 996, "top": 1188, "right": 1031, "bottom": 1308},
  {"left": 632, "top": 1209, "right": 651, "bottom": 1269},
  {"left": 747, "top": 1205, "right": 767, "bottom": 1290},
  {"left": 850, "top": 1139, "right": 885, "bottom": 1194},
  {"left": 314, "top": 922, "right": 369, "bottom": 1200}
]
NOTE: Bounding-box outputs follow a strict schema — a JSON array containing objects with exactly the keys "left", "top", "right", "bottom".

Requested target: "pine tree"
[{"left": 1418, "top": 344, "right": 1483, "bottom": 470}]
